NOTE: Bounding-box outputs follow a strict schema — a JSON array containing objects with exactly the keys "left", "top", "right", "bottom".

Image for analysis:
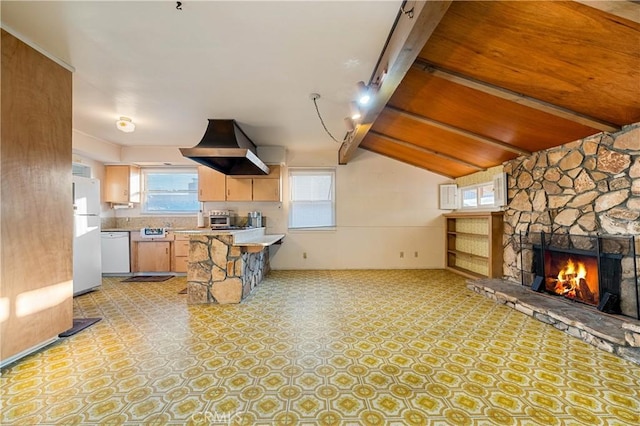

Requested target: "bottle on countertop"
[{"left": 197, "top": 209, "right": 205, "bottom": 228}]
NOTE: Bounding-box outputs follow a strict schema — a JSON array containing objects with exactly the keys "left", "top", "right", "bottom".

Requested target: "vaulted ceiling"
[
  {"left": 2, "top": 1, "right": 638, "bottom": 178},
  {"left": 340, "top": 1, "right": 640, "bottom": 178}
]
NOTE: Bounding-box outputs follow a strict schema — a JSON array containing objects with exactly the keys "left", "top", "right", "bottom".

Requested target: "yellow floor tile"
[{"left": 1, "top": 270, "right": 639, "bottom": 425}]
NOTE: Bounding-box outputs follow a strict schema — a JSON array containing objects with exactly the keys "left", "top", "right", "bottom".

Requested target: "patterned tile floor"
[{"left": 2, "top": 270, "right": 640, "bottom": 425}]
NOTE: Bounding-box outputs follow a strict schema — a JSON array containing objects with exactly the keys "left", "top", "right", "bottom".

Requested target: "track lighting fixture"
[
  {"left": 344, "top": 117, "right": 356, "bottom": 133},
  {"left": 116, "top": 116, "right": 135, "bottom": 133},
  {"left": 356, "top": 81, "right": 371, "bottom": 105},
  {"left": 349, "top": 102, "right": 362, "bottom": 121}
]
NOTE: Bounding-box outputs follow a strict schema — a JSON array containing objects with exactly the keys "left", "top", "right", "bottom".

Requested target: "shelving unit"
[{"left": 444, "top": 211, "right": 504, "bottom": 279}]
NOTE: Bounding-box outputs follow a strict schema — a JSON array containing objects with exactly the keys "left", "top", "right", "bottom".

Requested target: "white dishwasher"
[{"left": 101, "top": 232, "right": 131, "bottom": 274}]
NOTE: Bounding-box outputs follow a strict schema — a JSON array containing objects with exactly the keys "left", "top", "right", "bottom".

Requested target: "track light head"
[
  {"left": 349, "top": 102, "right": 362, "bottom": 121},
  {"left": 356, "top": 81, "right": 371, "bottom": 105}
]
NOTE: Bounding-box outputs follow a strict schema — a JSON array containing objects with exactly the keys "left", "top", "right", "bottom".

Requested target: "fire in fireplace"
[
  {"left": 544, "top": 252, "right": 599, "bottom": 306},
  {"left": 520, "top": 231, "right": 639, "bottom": 319}
]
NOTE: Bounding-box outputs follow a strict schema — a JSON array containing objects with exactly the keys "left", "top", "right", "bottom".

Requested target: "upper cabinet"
[
  {"left": 104, "top": 165, "right": 140, "bottom": 204},
  {"left": 198, "top": 166, "right": 226, "bottom": 201},
  {"left": 226, "top": 165, "right": 281, "bottom": 202}
]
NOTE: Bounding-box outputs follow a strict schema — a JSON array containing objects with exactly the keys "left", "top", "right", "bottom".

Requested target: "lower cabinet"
[
  {"left": 136, "top": 241, "right": 171, "bottom": 272},
  {"left": 173, "top": 235, "right": 189, "bottom": 273}
]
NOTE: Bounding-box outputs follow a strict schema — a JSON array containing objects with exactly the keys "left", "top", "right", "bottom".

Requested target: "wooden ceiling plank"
[
  {"left": 419, "top": 1, "right": 640, "bottom": 125},
  {"left": 362, "top": 135, "right": 479, "bottom": 178},
  {"left": 339, "top": 0, "right": 453, "bottom": 165},
  {"left": 413, "top": 60, "right": 620, "bottom": 133},
  {"left": 360, "top": 145, "right": 456, "bottom": 178},
  {"left": 369, "top": 130, "right": 485, "bottom": 171},
  {"left": 385, "top": 105, "right": 531, "bottom": 156}
]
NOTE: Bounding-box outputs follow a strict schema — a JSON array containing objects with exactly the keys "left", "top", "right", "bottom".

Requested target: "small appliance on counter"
[
  {"left": 248, "top": 211, "right": 262, "bottom": 228},
  {"left": 209, "top": 210, "right": 232, "bottom": 229}
]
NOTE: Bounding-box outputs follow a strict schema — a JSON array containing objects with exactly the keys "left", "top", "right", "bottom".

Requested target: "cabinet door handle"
[
  {"left": 166, "top": 248, "right": 169, "bottom": 255},
  {"left": 227, "top": 189, "right": 230, "bottom": 196}
]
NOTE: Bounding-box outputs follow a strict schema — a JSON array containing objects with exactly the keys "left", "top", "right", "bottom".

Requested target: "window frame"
[
  {"left": 288, "top": 167, "right": 336, "bottom": 230},
  {"left": 140, "top": 167, "right": 199, "bottom": 215},
  {"left": 459, "top": 182, "right": 496, "bottom": 210}
]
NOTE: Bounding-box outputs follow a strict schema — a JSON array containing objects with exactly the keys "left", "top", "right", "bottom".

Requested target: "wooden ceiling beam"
[
  {"left": 338, "top": 0, "right": 452, "bottom": 165},
  {"left": 385, "top": 105, "right": 531, "bottom": 156},
  {"left": 413, "top": 59, "right": 620, "bottom": 133},
  {"left": 369, "top": 130, "right": 485, "bottom": 171}
]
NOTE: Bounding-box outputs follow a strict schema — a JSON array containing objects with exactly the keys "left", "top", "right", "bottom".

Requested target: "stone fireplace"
[
  {"left": 520, "top": 231, "right": 637, "bottom": 317},
  {"left": 502, "top": 123, "right": 640, "bottom": 319}
]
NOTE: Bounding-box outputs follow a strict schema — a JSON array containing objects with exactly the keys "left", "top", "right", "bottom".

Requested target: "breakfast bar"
[{"left": 174, "top": 228, "right": 284, "bottom": 304}]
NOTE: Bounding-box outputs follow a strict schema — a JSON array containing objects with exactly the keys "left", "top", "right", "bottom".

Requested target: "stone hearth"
[{"left": 469, "top": 278, "right": 640, "bottom": 365}]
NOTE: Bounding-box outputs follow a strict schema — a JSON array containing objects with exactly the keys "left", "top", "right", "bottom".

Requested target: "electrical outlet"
[
  {"left": 303, "top": 252, "right": 307, "bottom": 259},
  {"left": 400, "top": 251, "right": 404, "bottom": 258},
  {"left": 414, "top": 251, "right": 418, "bottom": 258}
]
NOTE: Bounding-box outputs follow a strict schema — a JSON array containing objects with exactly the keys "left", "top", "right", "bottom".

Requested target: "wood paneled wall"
[{"left": 1, "top": 30, "right": 73, "bottom": 361}]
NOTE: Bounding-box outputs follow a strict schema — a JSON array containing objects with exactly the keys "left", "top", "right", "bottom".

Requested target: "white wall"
[
  {"left": 264, "top": 149, "right": 448, "bottom": 269},
  {"left": 74, "top": 133, "right": 449, "bottom": 269}
]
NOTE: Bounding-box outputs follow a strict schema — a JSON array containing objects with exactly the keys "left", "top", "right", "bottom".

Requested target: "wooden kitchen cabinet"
[
  {"left": 173, "top": 234, "right": 190, "bottom": 273},
  {"left": 253, "top": 178, "right": 280, "bottom": 201},
  {"left": 136, "top": 242, "right": 171, "bottom": 272},
  {"left": 226, "top": 165, "right": 281, "bottom": 201},
  {"left": 198, "top": 166, "right": 226, "bottom": 201},
  {"left": 226, "top": 178, "right": 253, "bottom": 201},
  {"left": 444, "top": 211, "right": 504, "bottom": 279},
  {"left": 130, "top": 231, "right": 174, "bottom": 273},
  {"left": 104, "top": 165, "right": 140, "bottom": 204}
]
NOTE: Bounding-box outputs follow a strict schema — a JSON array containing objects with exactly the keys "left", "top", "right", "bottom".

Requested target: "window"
[
  {"left": 141, "top": 168, "right": 199, "bottom": 214},
  {"left": 440, "top": 173, "right": 506, "bottom": 210},
  {"left": 461, "top": 183, "right": 495, "bottom": 209},
  {"left": 289, "top": 168, "right": 335, "bottom": 229}
]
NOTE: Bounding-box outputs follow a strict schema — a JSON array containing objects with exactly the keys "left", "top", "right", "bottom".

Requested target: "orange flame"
[{"left": 557, "top": 259, "right": 587, "bottom": 282}]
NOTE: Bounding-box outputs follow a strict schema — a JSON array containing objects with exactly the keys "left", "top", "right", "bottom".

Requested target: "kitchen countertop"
[
  {"left": 102, "top": 227, "right": 260, "bottom": 233},
  {"left": 102, "top": 227, "right": 284, "bottom": 247},
  {"left": 173, "top": 227, "right": 264, "bottom": 236},
  {"left": 174, "top": 227, "right": 284, "bottom": 247}
]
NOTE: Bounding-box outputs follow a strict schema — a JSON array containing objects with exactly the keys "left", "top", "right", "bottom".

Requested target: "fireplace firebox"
[
  {"left": 544, "top": 251, "right": 600, "bottom": 306},
  {"left": 520, "top": 232, "right": 639, "bottom": 318}
]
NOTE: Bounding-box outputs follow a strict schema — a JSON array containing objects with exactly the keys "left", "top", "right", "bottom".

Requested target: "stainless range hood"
[{"left": 180, "top": 119, "right": 269, "bottom": 175}]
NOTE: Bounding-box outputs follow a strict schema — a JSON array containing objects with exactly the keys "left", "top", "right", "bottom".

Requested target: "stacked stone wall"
[
  {"left": 502, "top": 124, "right": 639, "bottom": 316},
  {"left": 187, "top": 235, "right": 269, "bottom": 304}
]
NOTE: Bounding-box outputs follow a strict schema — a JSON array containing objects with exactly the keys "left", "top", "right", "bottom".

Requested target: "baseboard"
[{"left": 0, "top": 337, "right": 58, "bottom": 369}]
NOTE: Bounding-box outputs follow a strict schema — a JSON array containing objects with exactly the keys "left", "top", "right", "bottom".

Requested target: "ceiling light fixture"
[
  {"left": 356, "top": 81, "right": 371, "bottom": 105},
  {"left": 309, "top": 93, "right": 344, "bottom": 144},
  {"left": 116, "top": 116, "right": 135, "bottom": 133}
]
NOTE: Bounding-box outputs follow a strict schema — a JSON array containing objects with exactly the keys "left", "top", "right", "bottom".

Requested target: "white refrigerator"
[{"left": 73, "top": 176, "right": 102, "bottom": 295}]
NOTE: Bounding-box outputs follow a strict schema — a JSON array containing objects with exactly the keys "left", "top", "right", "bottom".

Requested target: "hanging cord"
[{"left": 311, "top": 94, "right": 343, "bottom": 144}]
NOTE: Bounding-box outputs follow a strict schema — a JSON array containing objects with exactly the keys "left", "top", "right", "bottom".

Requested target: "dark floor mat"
[
  {"left": 121, "top": 275, "right": 173, "bottom": 282},
  {"left": 178, "top": 288, "right": 187, "bottom": 294},
  {"left": 59, "top": 318, "right": 101, "bottom": 337}
]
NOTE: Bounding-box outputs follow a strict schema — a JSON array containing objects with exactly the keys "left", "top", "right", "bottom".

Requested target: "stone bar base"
[
  {"left": 468, "top": 278, "right": 640, "bottom": 365},
  {"left": 187, "top": 234, "right": 270, "bottom": 304}
]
